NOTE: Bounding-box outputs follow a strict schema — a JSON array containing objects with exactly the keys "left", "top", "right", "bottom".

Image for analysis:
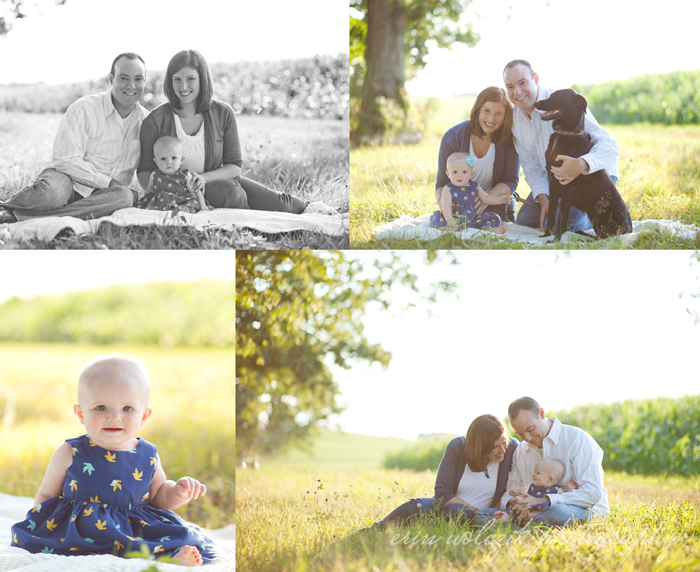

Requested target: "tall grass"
[
  {"left": 237, "top": 463, "right": 700, "bottom": 572},
  {"left": 0, "top": 343, "right": 234, "bottom": 528}
]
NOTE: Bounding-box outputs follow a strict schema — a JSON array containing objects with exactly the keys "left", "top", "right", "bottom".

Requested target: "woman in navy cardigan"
[
  {"left": 374, "top": 414, "right": 518, "bottom": 527},
  {"left": 435, "top": 86, "right": 520, "bottom": 223}
]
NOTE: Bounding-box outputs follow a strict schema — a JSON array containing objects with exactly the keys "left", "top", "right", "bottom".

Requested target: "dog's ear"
[{"left": 575, "top": 93, "right": 588, "bottom": 113}]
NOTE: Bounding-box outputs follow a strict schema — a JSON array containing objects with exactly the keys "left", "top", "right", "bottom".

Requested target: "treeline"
[
  {"left": 383, "top": 395, "right": 700, "bottom": 476},
  {"left": 0, "top": 54, "right": 348, "bottom": 121},
  {"left": 0, "top": 280, "right": 234, "bottom": 347},
  {"left": 573, "top": 69, "right": 700, "bottom": 125}
]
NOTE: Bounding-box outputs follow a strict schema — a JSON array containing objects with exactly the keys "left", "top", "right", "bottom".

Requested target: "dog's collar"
[{"left": 554, "top": 129, "right": 588, "bottom": 136}]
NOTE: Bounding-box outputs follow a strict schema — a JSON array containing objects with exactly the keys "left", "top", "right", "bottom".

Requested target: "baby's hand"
[
  {"left": 567, "top": 478, "right": 579, "bottom": 491},
  {"left": 175, "top": 477, "right": 207, "bottom": 501},
  {"left": 499, "top": 194, "right": 511, "bottom": 204}
]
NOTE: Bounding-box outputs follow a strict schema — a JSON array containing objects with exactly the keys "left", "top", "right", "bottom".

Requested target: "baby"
[
  {"left": 11, "top": 354, "right": 215, "bottom": 566},
  {"left": 430, "top": 152, "right": 510, "bottom": 232},
  {"left": 139, "top": 136, "right": 210, "bottom": 213},
  {"left": 494, "top": 457, "right": 578, "bottom": 524}
]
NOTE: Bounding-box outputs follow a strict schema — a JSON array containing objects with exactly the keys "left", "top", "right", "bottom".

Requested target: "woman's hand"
[{"left": 189, "top": 172, "right": 206, "bottom": 193}]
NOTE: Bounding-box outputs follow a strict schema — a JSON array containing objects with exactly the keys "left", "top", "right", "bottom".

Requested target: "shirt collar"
[
  {"left": 545, "top": 417, "right": 562, "bottom": 445},
  {"left": 101, "top": 90, "right": 118, "bottom": 119}
]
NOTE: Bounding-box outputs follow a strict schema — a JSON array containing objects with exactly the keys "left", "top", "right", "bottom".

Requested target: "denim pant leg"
[
  {"left": 239, "top": 176, "right": 307, "bottom": 214},
  {"left": 470, "top": 507, "right": 501, "bottom": 526},
  {"left": 515, "top": 191, "right": 592, "bottom": 233},
  {"left": 381, "top": 497, "right": 441, "bottom": 524},
  {"left": 529, "top": 503, "right": 591, "bottom": 527},
  {"left": 440, "top": 503, "right": 476, "bottom": 524},
  {"left": 204, "top": 178, "right": 250, "bottom": 209},
  {"left": 3, "top": 169, "right": 134, "bottom": 221}
]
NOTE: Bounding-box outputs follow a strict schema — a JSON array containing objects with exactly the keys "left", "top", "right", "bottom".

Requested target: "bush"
[
  {"left": 0, "top": 55, "right": 349, "bottom": 120},
  {"left": 383, "top": 435, "right": 455, "bottom": 471},
  {"left": 573, "top": 69, "right": 700, "bottom": 125}
]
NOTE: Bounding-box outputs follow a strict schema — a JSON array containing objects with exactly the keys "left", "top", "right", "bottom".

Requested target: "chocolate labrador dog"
[{"left": 535, "top": 89, "right": 632, "bottom": 239}]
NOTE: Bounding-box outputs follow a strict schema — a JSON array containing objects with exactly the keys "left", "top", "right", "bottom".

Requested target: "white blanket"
[
  {"left": 374, "top": 214, "right": 699, "bottom": 245},
  {"left": 0, "top": 493, "right": 234, "bottom": 571},
  {"left": 0, "top": 206, "right": 349, "bottom": 244}
]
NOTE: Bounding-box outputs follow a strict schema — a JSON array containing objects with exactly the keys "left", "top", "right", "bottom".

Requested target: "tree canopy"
[
  {"left": 236, "top": 251, "right": 457, "bottom": 461},
  {"left": 0, "top": 0, "right": 67, "bottom": 36}
]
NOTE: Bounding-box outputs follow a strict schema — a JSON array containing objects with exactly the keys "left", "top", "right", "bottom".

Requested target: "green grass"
[
  {"left": 238, "top": 431, "right": 700, "bottom": 571},
  {"left": 0, "top": 111, "right": 349, "bottom": 249},
  {"left": 0, "top": 342, "right": 234, "bottom": 529},
  {"left": 350, "top": 98, "right": 700, "bottom": 249}
]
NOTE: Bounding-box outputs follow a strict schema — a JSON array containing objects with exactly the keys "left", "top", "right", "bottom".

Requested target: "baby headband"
[{"left": 447, "top": 155, "right": 475, "bottom": 168}]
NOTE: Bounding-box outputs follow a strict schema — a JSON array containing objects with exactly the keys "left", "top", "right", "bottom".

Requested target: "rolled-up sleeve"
[{"left": 581, "top": 112, "right": 620, "bottom": 175}]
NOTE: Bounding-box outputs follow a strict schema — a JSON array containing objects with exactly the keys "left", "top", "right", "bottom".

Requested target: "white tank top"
[
  {"left": 469, "top": 139, "right": 496, "bottom": 192},
  {"left": 174, "top": 113, "right": 206, "bottom": 174}
]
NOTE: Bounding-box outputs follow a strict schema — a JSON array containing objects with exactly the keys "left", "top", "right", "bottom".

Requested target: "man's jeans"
[
  {"left": 516, "top": 175, "right": 620, "bottom": 234},
  {"left": 0, "top": 169, "right": 134, "bottom": 221},
  {"left": 473, "top": 504, "right": 593, "bottom": 527}
]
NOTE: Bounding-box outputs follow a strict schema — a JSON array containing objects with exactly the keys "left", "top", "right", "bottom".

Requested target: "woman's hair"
[
  {"left": 468, "top": 86, "right": 513, "bottom": 147},
  {"left": 464, "top": 414, "right": 509, "bottom": 473},
  {"left": 163, "top": 49, "right": 214, "bottom": 115}
]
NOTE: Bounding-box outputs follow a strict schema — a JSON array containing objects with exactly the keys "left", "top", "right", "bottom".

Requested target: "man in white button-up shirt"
[
  {"left": 0, "top": 53, "right": 148, "bottom": 223},
  {"left": 503, "top": 60, "right": 620, "bottom": 234},
  {"left": 503, "top": 396, "right": 609, "bottom": 526}
]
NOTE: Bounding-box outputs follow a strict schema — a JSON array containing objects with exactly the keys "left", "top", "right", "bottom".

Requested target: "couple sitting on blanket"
[
  {"left": 0, "top": 50, "right": 308, "bottom": 224},
  {"left": 374, "top": 396, "right": 608, "bottom": 530},
  {"left": 429, "top": 59, "right": 620, "bottom": 235}
]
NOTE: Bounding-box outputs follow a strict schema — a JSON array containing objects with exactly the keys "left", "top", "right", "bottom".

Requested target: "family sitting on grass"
[
  {"left": 373, "top": 396, "right": 608, "bottom": 530},
  {"left": 0, "top": 49, "right": 309, "bottom": 224},
  {"left": 429, "top": 59, "right": 620, "bottom": 235}
]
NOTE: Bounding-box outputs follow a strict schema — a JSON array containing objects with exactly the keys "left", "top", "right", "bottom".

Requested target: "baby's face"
[
  {"left": 532, "top": 464, "right": 555, "bottom": 487},
  {"left": 446, "top": 160, "right": 474, "bottom": 187},
  {"left": 154, "top": 143, "right": 184, "bottom": 175},
  {"left": 74, "top": 366, "right": 151, "bottom": 451}
]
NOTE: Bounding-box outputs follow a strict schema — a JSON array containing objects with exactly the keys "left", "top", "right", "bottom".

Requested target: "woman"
[
  {"left": 435, "top": 86, "right": 519, "bottom": 223},
  {"left": 138, "top": 50, "right": 307, "bottom": 213},
  {"left": 374, "top": 414, "right": 517, "bottom": 527}
]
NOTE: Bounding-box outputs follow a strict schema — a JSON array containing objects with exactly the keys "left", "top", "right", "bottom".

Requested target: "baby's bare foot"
[{"left": 174, "top": 545, "right": 202, "bottom": 567}]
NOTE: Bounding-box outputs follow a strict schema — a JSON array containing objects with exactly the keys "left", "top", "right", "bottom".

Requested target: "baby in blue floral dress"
[
  {"left": 11, "top": 354, "right": 215, "bottom": 566},
  {"left": 430, "top": 152, "right": 510, "bottom": 232}
]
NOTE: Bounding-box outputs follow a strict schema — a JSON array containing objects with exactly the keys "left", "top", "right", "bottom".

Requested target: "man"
[
  {"left": 0, "top": 53, "right": 148, "bottom": 223},
  {"left": 503, "top": 59, "right": 620, "bottom": 234},
  {"left": 502, "top": 396, "right": 609, "bottom": 526}
]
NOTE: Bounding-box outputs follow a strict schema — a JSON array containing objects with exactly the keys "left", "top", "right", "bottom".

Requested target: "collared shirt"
[
  {"left": 502, "top": 417, "right": 610, "bottom": 516},
  {"left": 512, "top": 86, "right": 620, "bottom": 200},
  {"left": 49, "top": 91, "right": 148, "bottom": 197}
]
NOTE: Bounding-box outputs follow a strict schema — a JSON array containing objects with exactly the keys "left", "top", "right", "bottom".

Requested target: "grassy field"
[
  {"left": 0, "top": 111, "right": 349, "bottom": 249},
  {"left": 0, "top": 343, "right": 234, "bottom": 529},
  {"left": 351, "top": 96, "right": 700, "bottom": 249},
  {"left": 237, "top": 430, "right": 700, "bottom": 571}
]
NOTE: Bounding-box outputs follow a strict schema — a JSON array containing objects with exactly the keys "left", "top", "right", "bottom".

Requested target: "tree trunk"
[
  {"left": 364, "top": 0, "right": 406, "bottom": 101},
  {"left": 358, "top": 0, "right": 407, "bottom": 137}
]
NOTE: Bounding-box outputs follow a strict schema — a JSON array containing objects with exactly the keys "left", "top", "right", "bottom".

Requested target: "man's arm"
[
  {"left": 513, "top": 135, "right": 549, "bottom": 200},
  {"left": 500, "top": 446, "right": 528, "bottom": 509},
  {"left": 580, "top": 111, "right": 620, "bottom": 175},
  {"left": 51, "top": 103, "right": 114, "bottom": 190},
  {"left": 547, "top": 434, "right": 605, "bottom": 510}
]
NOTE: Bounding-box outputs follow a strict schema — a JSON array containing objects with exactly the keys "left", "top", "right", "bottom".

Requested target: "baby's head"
[
  {"left": 154, "top": 136, "right": 184, "bottom": 175},
  {"left": 446, "top": 152, "right": 474, "bottom": 187},
  {"left": 532, "top": 457, "right": 565, "bottom": 487},
  {"left": 73, "top": 354, "right": 152, "bottom": 450}
]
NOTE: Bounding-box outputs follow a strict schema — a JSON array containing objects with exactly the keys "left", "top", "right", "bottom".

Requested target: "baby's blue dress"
[
  {"left": 430, "top": 181, "right": 502, "bottom": 229},
  {"left": 11, "top": 435, "right": 216, "bottom": 563}
]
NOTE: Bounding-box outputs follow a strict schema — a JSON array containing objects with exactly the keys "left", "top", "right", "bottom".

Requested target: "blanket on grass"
[
  {"left": 374, "top": 214, "right": 699, "bottom": 246},
  {"left": 0, "top": 492, "right": 235, "bottom": 571},
  {"left": 0, "top": 205, "right": 349, "bottom": 244}
]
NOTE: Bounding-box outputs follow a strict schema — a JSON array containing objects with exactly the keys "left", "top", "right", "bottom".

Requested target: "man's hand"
[
  {"left": 537, "top": 194, "right": 549, "bottom": 232},
  {"left": 175, "top": 477, "right": 207, "bottom": 501},
  {"left": 550, "top": 155, "right": 588, "bottom": 186}
]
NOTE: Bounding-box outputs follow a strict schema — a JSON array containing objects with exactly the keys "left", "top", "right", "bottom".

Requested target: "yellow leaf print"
[
  {"left": 150, "top": 457, "right": 156, "bottom": 467},
  {"left": 139, "top": 519, "right": 148, "bottom": 528},
  {"left": 70, "top": 480, "right": 78, "bottom": 492},
  {"left": 95, "top": 520, "right": 107, "bottom": 531},
  {"left": 115, "top": 541, "right": 124, "bottom": 551},
  {"left": 46, "top": 519, "right": 57, "bottom": 531},
  {"left": 71, "top": 515, "right": 76, "bottom": 522},
  {"left": 126, "top": 535, "right": 139, "bottom": 541},
  {"left": 13, "top": 533, "right": 17, "bottom": 544},
  {"left": 104, "top": 451, "right": 116, "bottom": 463},
  {"left": 154, "top": 545, "right": 164, "bottom": 554},
  {"left": 31, "top": 504, "right": 41, "bottom": 513},
  {"left": 60, "top": 538, "right": 65, "bottom": 542},
  {"left": 89, "top": 438, "right": 96, "bottom": 447},
  {"left": 111, "top": 480, "right": 122, "bottom": 492},
  {"left": 142, "top": 492, "right": 149, "bottom": 502},
  {"left": 70, "top": 547, "right": 79, "bottom": 552},
  {"left": 72, "top": 447, "right": 78, "bottom": 456},
  {"left": 133, "top": 468, "right": 143, "bottom": 481},
  {"left": 90, "top": 495, "right": 100, "bottom": 503},
  {"left": 83, "top": 507, "right": 94, "bottom": 516}
]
